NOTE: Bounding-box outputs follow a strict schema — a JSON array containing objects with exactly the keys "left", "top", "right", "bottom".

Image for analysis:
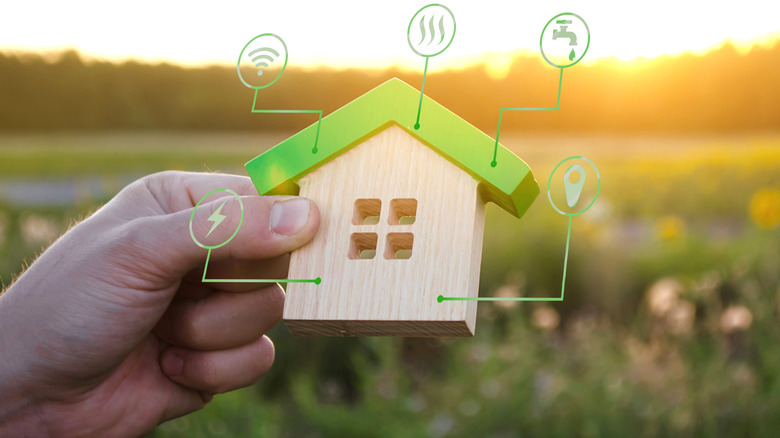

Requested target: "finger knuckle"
[
  {"left": 138, "top": 171, "right": 176, "bottom": 196},
  {"left": 177, "top": 309, "right": 212, "bottom": 349},
  {"left": 203, "top": 364, "right": 225, "bottom": 393},
  {"left": 265, "top": 284, "right": 285, "bottom": 315},
  {"left": 144, "top": 170, "right": 183, "bottom": 186}
]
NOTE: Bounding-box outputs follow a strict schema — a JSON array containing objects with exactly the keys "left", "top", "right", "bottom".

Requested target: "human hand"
[{"left": 0, "top": 171, "right": 319, "bottom": 437}]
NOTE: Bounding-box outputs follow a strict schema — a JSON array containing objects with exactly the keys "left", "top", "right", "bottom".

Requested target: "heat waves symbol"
[
  {"left": 247, "top": 47, "right": 279, "bottom": 76},
  {"left": 417, "top": 14, "right": 447, "bottom": 46}
]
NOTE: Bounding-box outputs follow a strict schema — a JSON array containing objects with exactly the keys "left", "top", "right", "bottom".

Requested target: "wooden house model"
[{"left": 246, "top": 78, "right": 539, "bottom": 337}]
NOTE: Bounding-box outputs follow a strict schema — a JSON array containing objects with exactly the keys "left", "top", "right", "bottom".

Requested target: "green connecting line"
[
  {"left": 490, "top": 67, "right": 564, "bottom": 167},
  {"left": 252, "top": 89, "right": 323, "bottom": 154},
  {"left": 438, "top": 216, "right": 572, "bottom": 302},
  {"left": 201, "top": 249, "right": 321, "bottom": 284},
  {"left": 413, "top": 56, "right": 430, "bottom": 130}
]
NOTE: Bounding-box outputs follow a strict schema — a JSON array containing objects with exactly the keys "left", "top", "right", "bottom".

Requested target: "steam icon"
[
  {"left": 407, "top": 4, "right": 456, "bottom": 58},
  {"left": 418, "top": 15, "right": 447, "bottom": 46},
  {"left": 248, "top": 47, "right": 279, "bottom": 76},
  {"left": 237, "top": 33, "right": 289, "bottom": 89}
]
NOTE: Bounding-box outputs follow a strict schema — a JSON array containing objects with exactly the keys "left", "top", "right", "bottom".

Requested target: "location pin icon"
[{"left": 564, "top": 164, "right": 586, "bottom": 207}]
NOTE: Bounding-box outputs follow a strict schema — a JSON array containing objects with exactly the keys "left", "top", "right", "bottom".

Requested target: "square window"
[
  {"left": 349, "top": 233, "right": 378, "bottom": 259},
  {"left": 352, "top": 199, "right": 381, "bottom": 225},
  {"left": 389, "top": 198, "right": 417, "bottom": 225},
  {"left": 384, "top": 232, "right": 414, "bottom": 260}
]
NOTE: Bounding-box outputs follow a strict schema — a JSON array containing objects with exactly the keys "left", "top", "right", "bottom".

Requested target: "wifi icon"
[
  {"left": 237, "top": 33, "right": 289, "bottom": 90},
  {"left": 248, "top": 47, "right": 279, "bottom": 76}
]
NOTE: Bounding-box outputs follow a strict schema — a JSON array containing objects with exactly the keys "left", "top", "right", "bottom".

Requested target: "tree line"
[{"left": 1, "top": 42, "right": 778, "bottom": 133}]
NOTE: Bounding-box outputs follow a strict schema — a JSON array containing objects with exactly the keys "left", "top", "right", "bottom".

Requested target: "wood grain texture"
[{"left": 284, "top": 125, "right": 485, "bottom": 337}]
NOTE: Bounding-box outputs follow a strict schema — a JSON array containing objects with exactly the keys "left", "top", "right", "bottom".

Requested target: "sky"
[{"left": 2, "top": 0, "right": 779, "bottom": 71}]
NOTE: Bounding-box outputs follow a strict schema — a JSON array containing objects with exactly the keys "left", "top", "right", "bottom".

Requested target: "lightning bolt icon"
[{"left": 206, "top": 200, "right": 228, "bottom": 238}]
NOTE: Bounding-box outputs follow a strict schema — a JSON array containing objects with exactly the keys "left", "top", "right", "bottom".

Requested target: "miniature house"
[{"left": 245, "top": 78, "right": 538, "bottom": 337}]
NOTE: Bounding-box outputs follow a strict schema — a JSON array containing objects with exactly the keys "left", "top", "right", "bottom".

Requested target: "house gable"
[{"left": 245, "top": 78, "right": 539, "bottom": 218}]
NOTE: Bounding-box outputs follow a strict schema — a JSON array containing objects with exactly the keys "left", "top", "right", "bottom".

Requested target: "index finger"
[{"left": 140, "top": 171, "right": 259, "bottom": 214}]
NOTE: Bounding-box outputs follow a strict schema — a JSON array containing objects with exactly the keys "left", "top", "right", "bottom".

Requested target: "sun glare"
[{"left": 1, "top": 1, "right": 779, "bottom": 68}]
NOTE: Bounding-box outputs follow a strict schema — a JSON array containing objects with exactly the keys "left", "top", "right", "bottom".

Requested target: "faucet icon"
[{"left": 552, "top": 20, "right": 577, "bottom": 46}]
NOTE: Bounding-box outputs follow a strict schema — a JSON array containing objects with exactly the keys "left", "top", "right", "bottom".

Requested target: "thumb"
[{"left": 126, "top": 194, "right": 320, "bottom": 280}]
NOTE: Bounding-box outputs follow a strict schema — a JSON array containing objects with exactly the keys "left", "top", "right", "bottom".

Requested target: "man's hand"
[{"left": 0, "top": 171, "right": 319, "bottom": 437}]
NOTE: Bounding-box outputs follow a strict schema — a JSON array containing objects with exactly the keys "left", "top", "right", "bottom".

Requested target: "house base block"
[{"left": 285, "top": 319, "right": 475, "bottom": 338}]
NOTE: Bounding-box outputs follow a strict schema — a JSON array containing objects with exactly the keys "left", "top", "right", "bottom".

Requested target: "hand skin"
[{"left": 0, "top": 171, "right": 319, "bottom": 437}]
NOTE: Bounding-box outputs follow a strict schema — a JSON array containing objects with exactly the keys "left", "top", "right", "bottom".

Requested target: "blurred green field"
[{"left": 1, "top": 132, "right": 780, "bottom": 437}]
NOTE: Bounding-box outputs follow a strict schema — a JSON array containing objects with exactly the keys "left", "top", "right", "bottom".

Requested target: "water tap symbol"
[
  {"left": 552, "top": 19, "right": 578, "bottom": 60},
  {"left": 540, "top": 13, "right": 590, "bottom": 68}
]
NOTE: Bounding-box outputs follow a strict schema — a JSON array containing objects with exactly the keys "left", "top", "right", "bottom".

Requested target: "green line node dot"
[
  {"left": 314, "top": 277, "right": 322, "bottom": 285},
  {"left": 490, "top": 160, "right": 497, "bottom": 168},
  {"left": 414, "top": 123, "right": 420, "bottom": 130},
  {"left": 437, "top": 295, "right": 444, "bottom": 303}
]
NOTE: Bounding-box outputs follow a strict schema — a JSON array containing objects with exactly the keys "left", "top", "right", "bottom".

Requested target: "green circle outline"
[
  {"left": 189, "top": 188, "right": 245, "bottom": 250},
  {"left": 539, "top": 12, "right": 590, "bottom": 69},
  {"left": 407, "top": 3, "right": 456, "bottom": 58},
  {"left": 237, "top": 33, "right": 289, "bottom": 89},
  {"left": 547, "top": 156, "right": 600, "bottom": 217}
]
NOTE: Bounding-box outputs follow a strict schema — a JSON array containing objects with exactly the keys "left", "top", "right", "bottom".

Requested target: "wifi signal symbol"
[
  {"left": 247, "top": 47, "right": 279, "bottom": 76},
  {"left": 237, "top": 33, "right": 288, "bottom": 89}
]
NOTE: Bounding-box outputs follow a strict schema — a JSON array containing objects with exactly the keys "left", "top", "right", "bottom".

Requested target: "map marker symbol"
[{"left": 564, "top": 164, "right": 586, "bottom": 207}]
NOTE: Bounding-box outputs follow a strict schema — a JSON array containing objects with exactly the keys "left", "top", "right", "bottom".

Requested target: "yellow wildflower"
[
  {"left": 656, "top": 216, "right": 684, "bottom": 241},
  {"left": 750, "top": 188, "right": 780, "bottom": 230}
]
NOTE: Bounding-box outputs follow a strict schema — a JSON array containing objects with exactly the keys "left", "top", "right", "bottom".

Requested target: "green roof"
[{"left": 245, "top": 78, "right": 539, "bottom": 218}]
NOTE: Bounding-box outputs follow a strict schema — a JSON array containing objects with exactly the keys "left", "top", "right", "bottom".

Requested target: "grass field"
[{"left": 1, "top": 131, "right": 779, "bottom": 437}]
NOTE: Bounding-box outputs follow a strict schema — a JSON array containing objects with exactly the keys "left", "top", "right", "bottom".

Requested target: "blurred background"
[{"left": 2, "top": 1, "right": 780, "bottom": 436}]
